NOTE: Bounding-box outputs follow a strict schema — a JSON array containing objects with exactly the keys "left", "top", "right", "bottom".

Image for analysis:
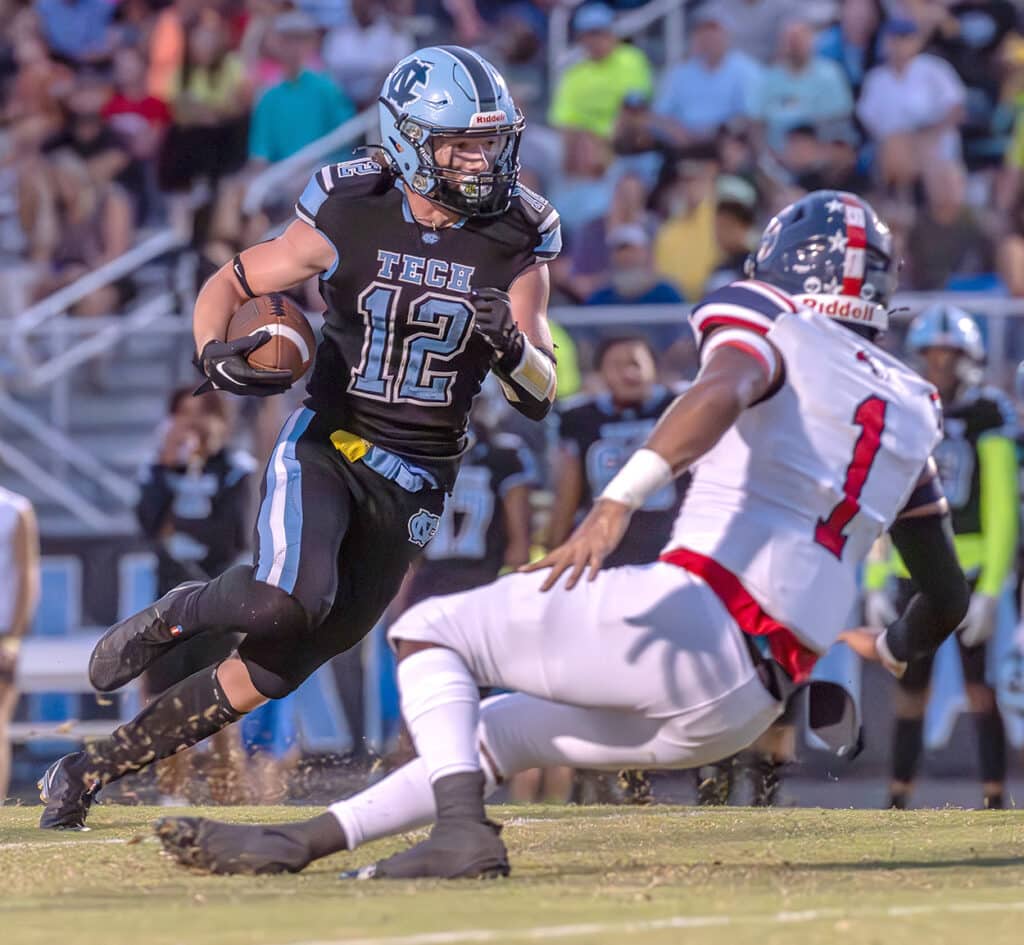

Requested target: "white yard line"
[{"left": 280, "top": 900, "right": 1024, "bottom": 945}]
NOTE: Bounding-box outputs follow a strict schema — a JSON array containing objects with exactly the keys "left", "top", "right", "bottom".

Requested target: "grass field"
[{"left": 2, "top": 804, "right": 1024, "bottom": 945}]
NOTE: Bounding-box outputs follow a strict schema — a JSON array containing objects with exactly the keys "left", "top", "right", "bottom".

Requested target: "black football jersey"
[
  {"left": 934, "top": 385, "right": 1016, "bottom": 535},
  {"left": 406, "top": 429, "right": 537, "bottom": 604},
  {"left": 295, "top": 159, "right": 561, "bottom": 484},
  {"left": 558, "top": 385, "right": 688, "bottom": 567}
]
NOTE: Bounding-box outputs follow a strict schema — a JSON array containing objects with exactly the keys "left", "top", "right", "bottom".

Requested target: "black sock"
[
  {"left": 433, "top": 771, "right": 488, "bottom": 823},
  {"left": 79, "top": 665, "right": 241, "bottom": 787},
  {"left": 273, "top": 812, "right": 349, "bottom": 861},
  {"left": 891, "top": 717, "right": 924, "bottom": 785},
  {"left": 164, "top": 565, "right": 311, "bottom": 640},
  {"left": 973, "top": 708, "right": 1007, "bottom": 785}
]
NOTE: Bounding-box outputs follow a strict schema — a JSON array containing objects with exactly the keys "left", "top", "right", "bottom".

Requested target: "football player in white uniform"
[{"left": 156, "top": 192, "right": 970, "bottom": 879}]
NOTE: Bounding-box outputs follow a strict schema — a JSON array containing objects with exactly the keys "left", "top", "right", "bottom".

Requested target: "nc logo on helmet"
[
  {"left": 407, "top": 508, "right": 440, "bottom": 547},
  {"left": 387, "top": 59, "right": 432, "bottom": 109}
]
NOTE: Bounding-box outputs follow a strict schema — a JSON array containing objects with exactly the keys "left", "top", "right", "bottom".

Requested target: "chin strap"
[{"left": 495, "top": 336, "right": 557, "bottom": 421}]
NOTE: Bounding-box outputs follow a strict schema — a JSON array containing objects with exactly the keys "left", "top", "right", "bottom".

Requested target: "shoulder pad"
[
  {"left": 295, "top": 159, "right": 392, "bottom": 226},
  {"left": 511, "top": 184, "right": 561, "bottom": 262},
  {"left": 690, "top": 279, "right": 798, "bottom": 344}
]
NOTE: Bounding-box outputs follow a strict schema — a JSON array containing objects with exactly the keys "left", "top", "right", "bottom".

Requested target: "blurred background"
[{"left": 3, "top": 0, "right": 1024, "bottom": 811}]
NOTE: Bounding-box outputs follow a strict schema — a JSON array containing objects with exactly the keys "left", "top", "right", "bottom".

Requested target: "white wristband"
[
  {"left": 874, "top": 628, "right": 907, "bottom": 679},
  {"left": 507, "top": 336, "right": 557, "bottom": 402},
  {"left": 600, "top": 448, "right": 674, "bottom": 510}
]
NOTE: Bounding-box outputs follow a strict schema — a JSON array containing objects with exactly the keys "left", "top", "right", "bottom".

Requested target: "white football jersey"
[{"left": 666, "top": 280, "right": 942, "bottom": 653}]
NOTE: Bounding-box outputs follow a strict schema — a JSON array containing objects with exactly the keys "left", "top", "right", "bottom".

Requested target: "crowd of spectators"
[
  {"left": 3, "top": 0, "right": 1024, "bottom": 362},
  {"left": 526, "top": 0, "right": 1024, "bottom": 374}
]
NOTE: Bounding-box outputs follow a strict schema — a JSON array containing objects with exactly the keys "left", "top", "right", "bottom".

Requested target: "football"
[{"left": 225, "top": 293, "right": 316, "bottom": 380}]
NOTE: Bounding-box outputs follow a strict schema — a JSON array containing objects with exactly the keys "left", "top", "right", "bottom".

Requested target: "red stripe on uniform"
[
  {"left": 660, "top": 547, "right": 819, "bottom": 684},
  {"left": 698, "top": 315, "right": 769, "bottom": 336},
  {"left": 840, "top": 194, "right": 867, "bottom": 298},
  {"left": 714, "top": 339, "right": 771, "bottom": 377}
]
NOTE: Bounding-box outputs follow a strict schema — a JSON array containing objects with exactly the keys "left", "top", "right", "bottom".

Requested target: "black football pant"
[
  {"left": 889, "top": 577, "right": 1006, "bottom": 788},
  {"left": 164, "top": 407, "right": 446, "bottom": 699}
]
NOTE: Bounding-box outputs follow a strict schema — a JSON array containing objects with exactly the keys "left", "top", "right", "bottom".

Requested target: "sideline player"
[
  {"left": 38, "top": 46, "right": 561, "bottom": 829},
  {"left": 865, "top": 306, "right": 1018, "bottom": 810},
  {"left": 0, "top": 487, "right": 39, "bottom": 801},
  {"left": 156, "top": 191, "right": 970, "bottom": 878}
]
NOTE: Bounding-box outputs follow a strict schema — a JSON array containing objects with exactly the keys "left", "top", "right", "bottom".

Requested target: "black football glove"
[
  {"left": 470, "top": 288, "right": 524, "bottom": 369},
  {"left": 194, "top": 331, "right": 293, "bottom": 397}
]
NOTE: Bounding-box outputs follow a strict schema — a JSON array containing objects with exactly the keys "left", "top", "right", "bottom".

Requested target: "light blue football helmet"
[
  {"left": 906, "top": 304, "right": 985, "bottom": 362},
  {"left": 378, "top": 46, "right": 524, "bottom": 217}
]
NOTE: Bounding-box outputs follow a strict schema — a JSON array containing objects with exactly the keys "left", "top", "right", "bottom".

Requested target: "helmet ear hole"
[{"left": 743, "top": 255, "right": 756, "bottom": 278}]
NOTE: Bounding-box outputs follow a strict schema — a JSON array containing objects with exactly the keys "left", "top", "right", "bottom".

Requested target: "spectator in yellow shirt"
[{"left": 548, "top": 4, "right": 653, "bottom": 140}]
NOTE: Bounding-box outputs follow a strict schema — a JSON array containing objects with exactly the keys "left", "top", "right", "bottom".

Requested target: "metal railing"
[{"left": 0, "top": 105, "right": 379, "bottom": 534}]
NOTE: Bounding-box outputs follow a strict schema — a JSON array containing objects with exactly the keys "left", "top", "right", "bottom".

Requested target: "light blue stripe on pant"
[{"left": 254, "top": 407, "right": 315, "bottom": 593}]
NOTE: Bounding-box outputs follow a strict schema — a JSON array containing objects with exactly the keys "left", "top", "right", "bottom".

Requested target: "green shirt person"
[{"left": 548, "top": 4, "right": 653, "bottom": 139}]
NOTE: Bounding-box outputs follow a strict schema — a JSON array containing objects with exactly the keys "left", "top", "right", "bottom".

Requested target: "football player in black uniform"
[
  {"left": 39, "top": 46, "right": 562, "bottom": 829},
  {"left": 550, "top": 336, "right": 687, "bottom": 568},
  {"left": 865, "top": 305, "right": 1018, "bottom": 810},
  {"left": 405, "top": 419, "right": 537, "bottom": 607}
]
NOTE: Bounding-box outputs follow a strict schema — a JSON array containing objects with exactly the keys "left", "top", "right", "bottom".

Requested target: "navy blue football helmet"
[{"left": 745, "top": 190, "right": 897, "bottom": 334}]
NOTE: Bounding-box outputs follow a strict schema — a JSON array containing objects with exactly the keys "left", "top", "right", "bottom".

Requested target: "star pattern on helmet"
[
  {"left": 828, "top": 230, "right": 849, "bottom": 254},
  {"left": 825, "top": 198, "right": 845, "bottom": 214}
]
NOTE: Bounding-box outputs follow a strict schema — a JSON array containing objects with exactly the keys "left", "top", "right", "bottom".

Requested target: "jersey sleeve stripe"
[
  {"left": 296, "top": 172, "right": 330, "bottom": 226},
  {"left": 702, "top": 328, "right": 777, "bottom": 379},
  {"left": 692, "top": 303, "right": 775, "bottom": 334}
]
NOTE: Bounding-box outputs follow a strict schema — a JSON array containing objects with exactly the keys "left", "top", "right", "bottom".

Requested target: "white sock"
[
  {"left": 329, "top": 759, "right": 435, "bottom": 850},
  {"left": 398, "top": 647, "right": 480, "bottom": 784},
  {"left": 327, "top": 756, "right": 501, "bottom": 851}
]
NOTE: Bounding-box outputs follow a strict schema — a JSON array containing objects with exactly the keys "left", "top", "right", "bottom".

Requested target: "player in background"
[
  {"left": 549, "top": 335, "right": 686, "bottom": 804},
  {"left": 404, "top": 412, "right": 538, "bottom": 607},
  {"left": 0, "top": 487, "right": 39, "bottom": 801},
  {"left": 38, "top": 46, "right": 561, "bottom": 829},
  {"left": 549, "top": 336, "right": 688, "bottom": 567},
  {"left": 864, "top": 306, "right": 1018, "bottom": 810},
  {"left": 156, "top": 192, "right": 969, "bottom": 880}
]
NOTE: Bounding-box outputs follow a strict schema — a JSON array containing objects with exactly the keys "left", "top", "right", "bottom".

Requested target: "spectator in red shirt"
[{"left": 103, "top": 46, "right": 172, "bottom": 163}]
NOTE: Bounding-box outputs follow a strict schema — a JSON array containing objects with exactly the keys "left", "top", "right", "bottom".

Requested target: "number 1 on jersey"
[{"left": 814, "top": 395, "right": 888, "bottom": 559}]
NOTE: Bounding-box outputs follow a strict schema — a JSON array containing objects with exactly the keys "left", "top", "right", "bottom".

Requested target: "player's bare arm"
[
  {"left": 526, "top": 342, "right": 776, "bottom": 591},
  {"left": 840, "top": 459, "right": 969, "bottom": 675},
  {"left": 192, "top": 221, "right": 335, "bottom": 396}
]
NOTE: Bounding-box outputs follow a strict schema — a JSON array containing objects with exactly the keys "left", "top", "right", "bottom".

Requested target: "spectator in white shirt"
[{"left": 857, "top": 17, "right": 967, "bottom": 190}]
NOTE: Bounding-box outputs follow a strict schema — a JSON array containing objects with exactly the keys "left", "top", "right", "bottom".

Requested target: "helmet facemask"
[{"left": 382, "top": 98, "right": 524, "bottom": 217}]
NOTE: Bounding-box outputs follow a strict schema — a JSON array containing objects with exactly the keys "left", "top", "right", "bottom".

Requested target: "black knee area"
[
  {"left": 891, "top": 717, "right": 924, "bottom": 784},
  {"left": 973, "top": 709, "right": 1007, "bottom": 784},
  {"left": 237, "top": 650, "right": 304, "bottom": 701},
  {"left": 239, "top": 571, "right": 319, "bottom": 637}
]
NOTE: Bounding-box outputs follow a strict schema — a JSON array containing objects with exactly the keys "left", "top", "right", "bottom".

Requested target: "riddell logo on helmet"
[
  {"left": 794, "top": 294, "right": 878, "bottom": 322},
  {"left": 470, "top": 111, "right": 506, "bottom": 126}
]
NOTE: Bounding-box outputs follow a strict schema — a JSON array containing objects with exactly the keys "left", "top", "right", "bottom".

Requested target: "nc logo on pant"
[{"left": 407, "top": 508, "right": 440, "bottom": 547}]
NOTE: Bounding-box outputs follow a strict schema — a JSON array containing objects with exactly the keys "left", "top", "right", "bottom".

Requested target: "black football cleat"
[
  {"left": 155, "top": 817, "right": 313, "bottom": 875},
  {"left": 38, "top": 752, "right": 98, "bottom": 830},
  {"left": 89, "top": 582, "right": 203, "bottom": 692},
  {"left": 344, "top": 818, "right": 510, "bottom": 881}
]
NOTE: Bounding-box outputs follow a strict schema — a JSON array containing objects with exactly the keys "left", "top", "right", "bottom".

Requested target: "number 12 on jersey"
[
  {"left": 814, "top": 395, "right": 888, "bottom": 559},
  {"left": 350, "top": 282, "right": 474, "bottom": 406}
]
